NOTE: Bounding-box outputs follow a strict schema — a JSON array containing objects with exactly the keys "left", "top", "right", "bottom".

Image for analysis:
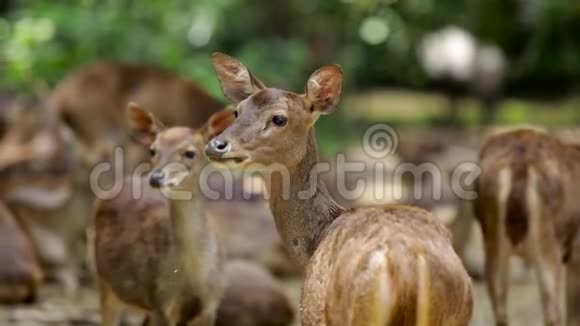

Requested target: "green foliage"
[{"left": 0, "top": 0, "right": 579, "bottom": 95}]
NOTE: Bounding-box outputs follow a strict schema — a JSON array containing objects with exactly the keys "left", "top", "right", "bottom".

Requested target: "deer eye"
[
  {"left": 149, "top": 149, "right": 156, "bottom": 157},
  {"left": 234, "top": 110, "right": 238, "bottom": 118},
  {"left": 184, "top": 150, "right": 196, "bottom": 159},
  {"left": 272, "top": 115, "right": 287, "bottom": 127}
]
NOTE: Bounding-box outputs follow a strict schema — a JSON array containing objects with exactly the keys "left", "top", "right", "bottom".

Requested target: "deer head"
[
  {"left": 205, "top": 53, "right": 343, "bottom": 168},
  {"left": 0, "top": 98, "right": 63, "bottom": 170},
  {"left": 128, "top": 102, "right": 234, "bottom": 190},
  {"left": 0, "top": 97, "right": 77, "bottom": 208}
]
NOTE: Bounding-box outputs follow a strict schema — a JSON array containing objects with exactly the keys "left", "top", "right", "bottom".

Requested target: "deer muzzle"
[{"left": 205, "top": 138, "right": 231, "bottom": 160}]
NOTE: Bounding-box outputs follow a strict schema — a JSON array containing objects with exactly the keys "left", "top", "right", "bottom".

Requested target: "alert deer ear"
[
  {"left": 305, "top": 64, "right": 343, "bottom": 115},
  {"left": 204, "top": 109, "right": 235, "bottom": 141},
  {"left": 212, "top": 52, "right": 266, "bottom": 104},
  {"left": 127, "top": 102, "right": 163, "bottom": 146}
]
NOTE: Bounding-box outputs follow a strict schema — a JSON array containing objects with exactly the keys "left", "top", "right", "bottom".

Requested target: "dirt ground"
[{"left": 0, "top": 277, "right": 545, "bottom": 326}]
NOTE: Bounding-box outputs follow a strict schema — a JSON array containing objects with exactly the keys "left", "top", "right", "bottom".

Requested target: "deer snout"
[
  {"left": 149, "top": 170, "right": 165, "bottom": 188},
  {"left": 205, "top": 138, "right": 230, "bottom": 160}
]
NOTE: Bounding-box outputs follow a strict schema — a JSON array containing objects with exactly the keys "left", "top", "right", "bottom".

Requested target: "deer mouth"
[
  {"left": 209, "top": 154, "right": 250, "bottom": 166},
  {"left": 204, "top": 143, "right": 250, "bottom": 166}
]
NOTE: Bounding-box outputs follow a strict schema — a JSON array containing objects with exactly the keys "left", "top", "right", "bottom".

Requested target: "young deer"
[
  {"left": 206, "top": 53, "right": 473, "bottom": 326},
  {"left": 475, "top": 128, "right": 580, "bottom": 326},
  {"left": 93, "top": 104, "right": 295, "bottom": 326},
  {"left": 94, "top": 104, "right": 232, "bottom": 325}
]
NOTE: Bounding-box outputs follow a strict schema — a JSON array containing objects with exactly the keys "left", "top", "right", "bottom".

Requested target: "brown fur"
[
  {"left": 94, "top": 105, "right": 294, "bottom": 325},
  {"left": 93, "top": 176, "right": 295, "bottom": 326},
  {"left": 475, "top": 128, "right": 580, "bottom": 326},
  {"left": 567, "top": 234, "right": 580, "bottom": 326},
  {"left": 93, "top": 106, "right": 231, "bottom": 325},
  {"left": 0, "top": 97, "right": 87, "bottom": 293},
  {"left": 207, "top": 53, "right": 474, "bottom": 326},
  {"left": 216, "top": 260, "right": 294, "bottom": 326},
  {"left": 0, "top": 95, "right": 297, "bottom": 298},
  {"left": 207, "top": 199, "right": 302, "bottom": 277},
  {"left": 0, "top": 201, "right": 43, "bottom": 303},
  {"left": 93, "top": 177, "right": 170, "bottom": 311},
  {"left": 94, "top": 176, "right": 223, "bottom": 325},
  {"left": 51, "top": 62, "right": 224, "bottom": 166}
]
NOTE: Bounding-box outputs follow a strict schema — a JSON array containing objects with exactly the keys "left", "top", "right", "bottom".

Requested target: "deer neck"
[
  {"left": 167, "top": 171, "right": 213, "bottom": 269},
  {"left": 268, "top": 128, "right": 344, "bottom": 265}
]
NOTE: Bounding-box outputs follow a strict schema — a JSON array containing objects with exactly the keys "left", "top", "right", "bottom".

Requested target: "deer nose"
[
  {"left": 149, "top": 170, "right": 165, "bottom": 188},
  {"left": 206, "top": 138, "right": 230, "bottom": 159},
  {"left": 213, "top": 138, "right": 230, "bottom": 152}
]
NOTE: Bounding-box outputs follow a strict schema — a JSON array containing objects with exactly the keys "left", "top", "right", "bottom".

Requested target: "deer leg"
[
  {"left": 55, "top": 263, "right": 79, "bottom": 296},
  {"left": 485, "top": 225, "right": 511, "bottom": 326},
  {"left": 566, "top": 246, "right": 580, "bottom": 326},
  {"left": 531, "top": 233, "right": 565, "bottom": 326},
  {"left": 99, "top": 281, "right": 122, "bottom": 326}
]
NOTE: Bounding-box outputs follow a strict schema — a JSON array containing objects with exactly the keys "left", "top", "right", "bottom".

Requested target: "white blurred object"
[
  {"left": 418, "top": 25, "right": 507, "bottom": 123},
  {"left": 187, "top": 9, "right": 216, "bottom": 48},
  {"left": 419, "top": 26, "right": 478, "bottom": 82},
  {"left": 419, "top": 26, "right": 506, "bottom": 90}
]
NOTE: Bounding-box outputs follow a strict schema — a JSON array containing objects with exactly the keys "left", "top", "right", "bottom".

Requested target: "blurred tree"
[{"left": 0, "top": 0, "right": 578, "bottom": 96}]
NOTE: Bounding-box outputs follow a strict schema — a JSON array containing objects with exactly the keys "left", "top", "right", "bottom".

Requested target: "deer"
[
  {"left": 567, "top": 234, "right": 580, "bottom": 326},
  {"left": 93, "top": 103, "right": 294, "bottom": 326},
  {"left": 205, "top": 53, "right": 473, "bottom": 326},
  {"left": 0, "top": 96, "right": 87, "bottom": 294},
  {"left": 50, "top": 62, "right": 225, "bottom": 168},
  {"left": 51, "top": 62, "right": 269, "bottom": 214},
  {"left": 474, "top": 127, "right": 580, "bottom": 326},
  {"left": 0, "top": 200, "right": 43, "bottom": 303},
  {"left": 0, "top": 93, "right": 297, "bottom": 298},
  {"left": 50, "top": 61, "right": 291, "bottom": 272}
]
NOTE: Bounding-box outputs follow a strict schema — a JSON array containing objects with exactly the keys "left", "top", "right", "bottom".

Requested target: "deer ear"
[
  {"left": 305, "top": 65, "right": 343, "bottom": 115},
  {"left": 204, "top": 108, "right": 235, "bottom": 141},
  {"left": 212, "top": 52, "right": 266, "bottom": 104},
  {"left": 127, "top": 102, "right": 163, "bottom": 146}
]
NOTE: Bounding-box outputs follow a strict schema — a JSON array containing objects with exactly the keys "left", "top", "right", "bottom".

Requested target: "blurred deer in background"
[
  {"left": 51, "top": 62, "right": 225, "bottom": 168},
  {"left": 475, "top": 127, "right": 580, "bottom": 326},
  {"left": 206, "top": 53, "right": 473, "bottom": 326},
  {"left": 0, "top": 96, "right": 87, "bottom": 293},
  {"left": 216, "top": 259, "right": 294, "bottom": 326},
  {"left": 567, "top": 234, "right": 580, "bottom": 326},
  {"left": 556, "top": 128, "right": 580, "bottom": 326},
  {"left": 0, "top": 200, "right": 43, "bottom": 303},
  {"left": 93, "top": 104, "right": 294, "bottom": 326}
]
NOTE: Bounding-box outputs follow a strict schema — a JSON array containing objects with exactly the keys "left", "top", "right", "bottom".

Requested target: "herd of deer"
[{"left": 0, "top": 53, "right": 578, "bottom": 326}]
